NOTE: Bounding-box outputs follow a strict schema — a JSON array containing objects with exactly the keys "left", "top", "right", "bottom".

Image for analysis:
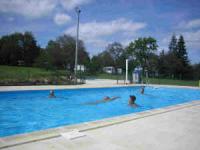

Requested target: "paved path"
[{"left": 2, "top": 103, "right": 200, "bottom": 150}]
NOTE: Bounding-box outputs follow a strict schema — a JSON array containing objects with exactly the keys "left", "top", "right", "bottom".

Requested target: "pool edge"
[{"left": 0, "top": 83, "right": 199, "bottom": 92}]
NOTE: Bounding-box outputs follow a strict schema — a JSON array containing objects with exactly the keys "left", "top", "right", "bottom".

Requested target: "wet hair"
[{"left": 130, "top": 95, "right": 136, "bottom": 102}]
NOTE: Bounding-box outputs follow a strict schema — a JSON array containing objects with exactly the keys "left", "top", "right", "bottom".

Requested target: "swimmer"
[
  {"left": 103, "top": 96, "right": 120, "bottom": 101},
  {"left": 128, "top": 95, "right": 138, "bottom": 108},
  {"left": 49, "top": 90, "right": 56, "bottom": 98},
  {"left": 86, "top": 96, "right": 120, "bottom": 105}
]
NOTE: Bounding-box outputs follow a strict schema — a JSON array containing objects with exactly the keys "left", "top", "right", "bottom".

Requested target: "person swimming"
[
  {"left": 49, "top": 90, "right": 56, "bottom": 98},
  {"left": 128, "top": 95, "right": 138, "bottom": 108},
  {"left": 86, "top": 96, "right": 120, "bottom": 105},
  {"left": 103, "top": 96, "right": 120, "bottom": 101}
]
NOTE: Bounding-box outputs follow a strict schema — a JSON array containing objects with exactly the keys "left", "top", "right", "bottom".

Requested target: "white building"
[
  {"left": 74, "top": 64, "right": 86, "bottom": 72},
  {"left": 103, "top": 66, "right": 115, "bottom": 74}
]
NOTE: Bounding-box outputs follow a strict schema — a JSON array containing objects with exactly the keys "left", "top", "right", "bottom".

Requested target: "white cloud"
[
  {"left": 54, "top": 13, "right": 71, "bottom": 25},
  {"left": 65, "top": 18, "right": 146, "bottom": 55},
  {"left": 65, "top": 18, "right": 146, "bottom": 45},
  {"left": 160, "top": 31, "right": 200, "bottom": 63},
  {"left": 0, "top": 0, "right": 93, "bottom": 19},
  {"left": 177, "top": 18, "right": 200, "bottom": 29},
  {"left": 0, "top": 0, "right": 56, "bottom": 18},
  {"left": 161, "top": 31, "right": 200, "bottom": 50},
  {"left": 59, "top": 0, "right": 92, "bottom": 10}
]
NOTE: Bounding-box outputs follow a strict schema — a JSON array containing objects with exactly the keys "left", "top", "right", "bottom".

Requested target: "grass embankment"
[{"left": 0, "top": 65, "right": 71, "bottom": 85}]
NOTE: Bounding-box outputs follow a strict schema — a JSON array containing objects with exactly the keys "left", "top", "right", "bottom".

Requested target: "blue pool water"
[{"left": 0, "top": 86, "right": 200, "bottom": 137}]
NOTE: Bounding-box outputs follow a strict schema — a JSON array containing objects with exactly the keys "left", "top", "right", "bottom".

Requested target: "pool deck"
[{"left": 0, "top": 79, "right": 200, "bottom": 150}]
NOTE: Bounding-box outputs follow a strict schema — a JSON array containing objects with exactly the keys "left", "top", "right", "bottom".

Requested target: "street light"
[{"left": 74, "top": 7, "right": 81, "bottom": 84}]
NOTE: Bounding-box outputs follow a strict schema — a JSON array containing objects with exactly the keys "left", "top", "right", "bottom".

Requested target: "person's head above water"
[
  {"left": 141, "top": 86, "right": 145, "bottom": 94},
  {"left": 103, "top": 96, "right": 110, "bottom": 101},
  {"left": 49, "top": 90, "right": 55, "bottom": 98},
  {"left": 129, "top": 95, "right": 136, "bottom": 104}
]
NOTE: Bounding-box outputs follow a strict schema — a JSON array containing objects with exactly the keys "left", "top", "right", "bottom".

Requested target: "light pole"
[
  {"left": 125, "top": 59, "right": 129, "bottom": 84},
  {"left": 74, "top": 7, "right": 81, "bottom": 84}
]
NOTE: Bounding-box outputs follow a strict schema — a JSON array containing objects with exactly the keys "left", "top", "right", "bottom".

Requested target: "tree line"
[
  {"left": 0, "top": 32, "right": 199, "bottom": 80},
  {"left": 89, "top": 35, "right": 200, "bottom": 80}
]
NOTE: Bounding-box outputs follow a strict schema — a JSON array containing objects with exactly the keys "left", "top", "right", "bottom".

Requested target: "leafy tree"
[
  {"left": 127, "top": 37, "right": 158, "bottom": 74},
  {"left": 98, "top": 51, "right": 114, "bottom": 67},
  {"left": 23, "top": 32, "right": 40, "bottom": 66},
  {"left": 106, "top": 42, "right": 124, "bottom": 68},
  {"left": 147, "top": 53, "right": 159, "bottom": 77},
  {"left": 192, "top": 63, "right": 200, "bottom": 80},
  {"left": 89, "top": 56, "right": 103, "bottom": 74},
  {"left": 0, "top": 32, "right": 40, "bottom": 66},
  {"left": 46, "top": 34, "right": 89, "bottom": 71}
]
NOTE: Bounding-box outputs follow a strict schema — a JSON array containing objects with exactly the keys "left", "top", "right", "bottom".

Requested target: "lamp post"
[
  {"left": 74, "top": 7, "right": 81, "bottom": 84},
  {"left": 125, "top": 59, "right": 129, "bottom": 84}
]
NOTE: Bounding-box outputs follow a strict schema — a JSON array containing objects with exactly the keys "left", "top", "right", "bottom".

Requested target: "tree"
[
  {"left": 177, "top": 35, "right": 189, "bottom": 66},
  {"left": 89, "top": 56, "right": 103, "bottom": 74},
  {"left": 45, "top": 34, "right": 89, "bottom": 70},
  {"left": 127, "top": 37, "right": 158, "bottom": 74},
  {"left": 169, "top": 34, "right": 178, "bottom": 56},
  {"left": 192, "top": 63, "right": 200, "bottom": 80},
  {"left": 23, "top": 32, "right": 40, "bottom": 66},
  {"left": 0, "top": 32, "right": 40, "bottom": 66},
  {"left": 147, "top": 53, "right": 159, "bottom": 77},
  {"left": 106, "top": 42, "right": 124, "bottom": 68}
]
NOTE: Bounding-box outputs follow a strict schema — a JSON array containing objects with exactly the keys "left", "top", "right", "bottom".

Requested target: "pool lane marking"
[{"left": 0, "top": 100, "right": 200, "bottom": 149}]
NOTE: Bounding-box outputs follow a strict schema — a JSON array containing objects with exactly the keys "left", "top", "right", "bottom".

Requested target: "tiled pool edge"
[
  {"left": 0, "top": 83, "right": 199, "bottom": 92},
  {"left": 0, "top": 100, "right": 200, "bottom": 149}
]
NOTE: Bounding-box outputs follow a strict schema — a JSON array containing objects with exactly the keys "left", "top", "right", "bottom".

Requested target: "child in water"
[
  {"left": 128, "top": 95, "right": 138, "bottom": 108},
  {"left": 141, "top": 86, "right": 145, "bottom": 94},
  {"left": 49, "top": 90, "right": 56, "bottom": 98}
]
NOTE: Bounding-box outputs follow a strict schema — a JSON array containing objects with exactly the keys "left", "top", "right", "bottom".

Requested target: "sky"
[{"left": 0, "top": 0, "right": 200, "bottom": 63}]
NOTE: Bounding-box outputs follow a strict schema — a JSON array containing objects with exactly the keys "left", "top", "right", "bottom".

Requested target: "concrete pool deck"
[{"left": 0, "top": 79, "right": 200, "bottom": 150}]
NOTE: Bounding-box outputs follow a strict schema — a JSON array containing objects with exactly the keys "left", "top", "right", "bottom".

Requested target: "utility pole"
[{"left": 74, "top": 7, "right": 81, "bottom": 84}]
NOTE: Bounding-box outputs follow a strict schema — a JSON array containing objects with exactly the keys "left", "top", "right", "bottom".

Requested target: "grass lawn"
[
  {"left": 90, "top": 73, "right": 125, "bottom": 80},
  {"left": 91, "top": 73, "right": 199, "bottom": 87},
  {"left": 0, "top": 65, "right": 69, "bottom": 85},
  {"left": 146, "top": 78, "right": 199, "bottom": 87},
  {"left": 0, "top": 66, "right": 199, "bottom": 87}
]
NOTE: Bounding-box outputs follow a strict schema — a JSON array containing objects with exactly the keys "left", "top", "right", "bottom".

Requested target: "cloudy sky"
[{"left": 0, "top": 0, "right": 200, "bottom": 63}]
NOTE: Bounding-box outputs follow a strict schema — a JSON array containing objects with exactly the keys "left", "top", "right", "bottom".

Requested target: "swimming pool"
[{"left": 0, "top": 86, "right": 200, "bottom": 137}]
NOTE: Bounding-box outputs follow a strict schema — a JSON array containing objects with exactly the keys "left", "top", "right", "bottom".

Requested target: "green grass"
[
  {"left": 0, "top": 65, "right": 69, "bottom": 85},
  {"left": 90, "top": 73, "right": 199, "bottom": 87},
  {"left": 147, "top": 78, "right": 199, "bottom": 87},
  {"left": 91, "top": 73, "right": 125, "bottom": 80},
  {"left": 0, "top": 66, "right": 199, "bottom": 87}
]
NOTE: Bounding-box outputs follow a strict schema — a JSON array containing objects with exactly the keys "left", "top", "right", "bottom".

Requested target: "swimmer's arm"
[
  {"left": 84, "top": 99, "right": 105, "bottom": 105},
  {"left": 109, "top": 96, "right": 120, "bottom": 101}
]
